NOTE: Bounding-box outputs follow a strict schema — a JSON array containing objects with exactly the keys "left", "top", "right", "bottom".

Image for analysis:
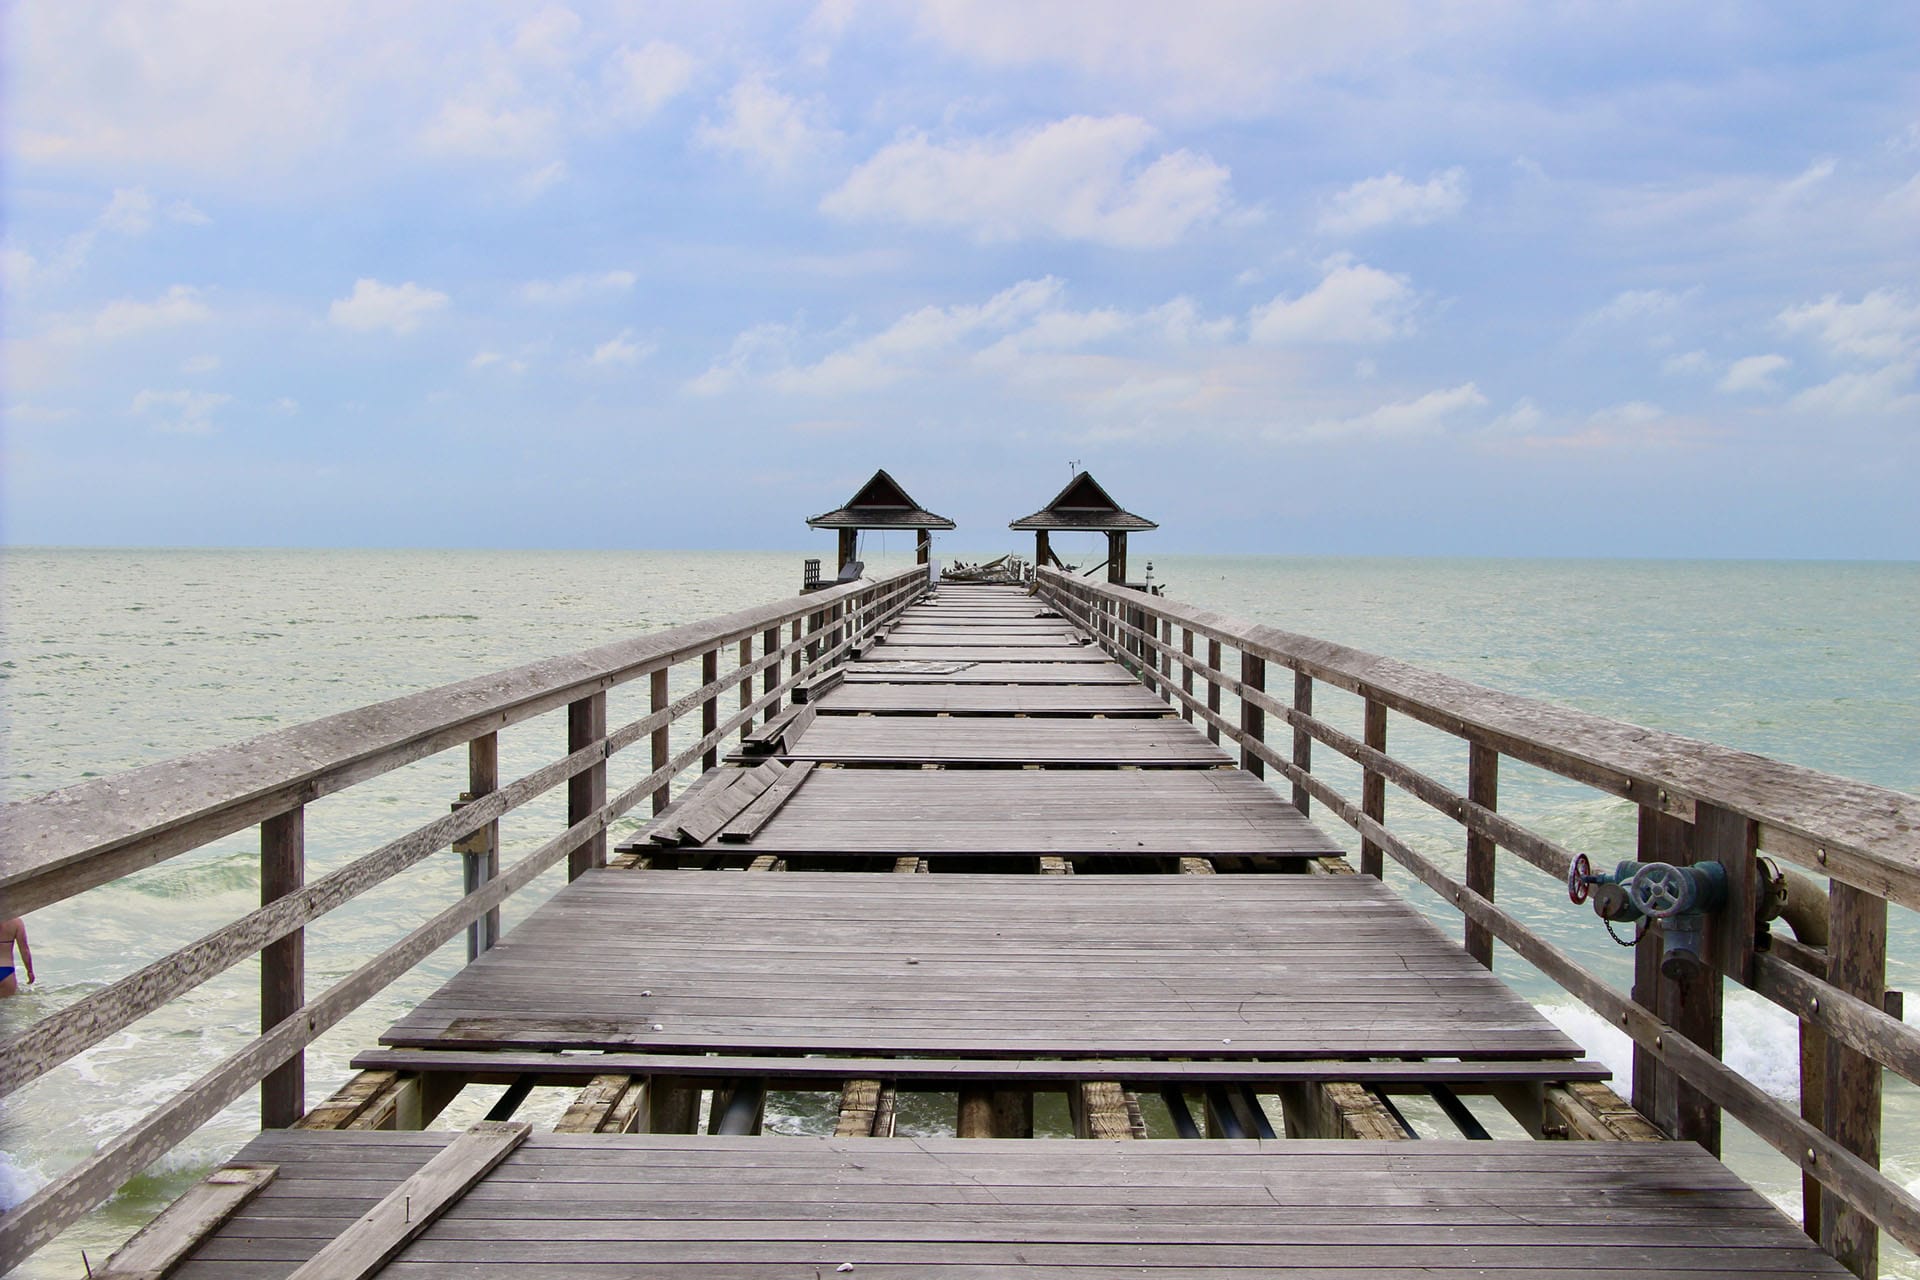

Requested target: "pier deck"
[
  {"left": 166, "top": 1131, "right": 1845, "bottom": 1280},
  {"left": 102, "top": 582, "right": 1859, "bottom": 1279}
]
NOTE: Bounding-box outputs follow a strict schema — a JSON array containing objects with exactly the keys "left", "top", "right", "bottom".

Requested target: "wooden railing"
[
  {"left": 0, "top": 565, "right": 927, "bottom": 1272},
  {"left": 1038, "top": 566, "right": 1920, "bottom": 1280}
]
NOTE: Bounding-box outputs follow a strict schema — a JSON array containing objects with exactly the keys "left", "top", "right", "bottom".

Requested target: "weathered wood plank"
[
  {"left": 98, "top": 1164, "right": 277, "bottom": 1280},
  {"left": 283, "top": 1121, "right": 528, "bottom": 1280},
  {"left": 162, "top": 1132, "right": 1854, "bottom": 1279}
]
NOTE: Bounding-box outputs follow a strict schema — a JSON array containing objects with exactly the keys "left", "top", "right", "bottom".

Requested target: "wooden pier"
[{"left": 5, "top": 546, "right": 1918, "bottom": 1277}]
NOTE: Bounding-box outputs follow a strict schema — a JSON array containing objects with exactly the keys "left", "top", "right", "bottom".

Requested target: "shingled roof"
[
  {"left": 806, "top": 469, "right": 956, "bottom": 530},
  {"left": 1009, "top": 471, "right": 1157, "bottom": 532}
]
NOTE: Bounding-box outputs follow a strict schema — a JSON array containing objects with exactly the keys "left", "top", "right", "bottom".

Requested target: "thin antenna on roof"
[{"left": 1067, "top": 458, "right": 1081, "bottom": 477}]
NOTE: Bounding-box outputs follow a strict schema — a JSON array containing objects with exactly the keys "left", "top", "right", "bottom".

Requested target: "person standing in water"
[{"left": 0, "top": 917, "right": 34, "bottom": 996}]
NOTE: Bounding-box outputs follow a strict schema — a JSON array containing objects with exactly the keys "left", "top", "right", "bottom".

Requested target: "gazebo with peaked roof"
[
  {"left": 806, "top": 469, "right": 955, "bottom": 575},
  {"left": 1010, "top": 471, "right": 1157, "bottom": 586}
]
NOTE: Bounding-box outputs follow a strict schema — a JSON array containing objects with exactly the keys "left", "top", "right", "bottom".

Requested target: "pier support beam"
[
  {"left": 957, "top": 1087, "right": 1032, "bottom": 1138},
  {"left": 1276, "top": 1082, "right": 1412, "bottom": 1140},
  {"left": 557, "top": 1075, "right": 646, "bottom": 1134},
  {"left": 1070, "top": 1082, "right": 1138, "bottom": 1139},
  {"left": 835, "top": 1079, "right": 897, "bottom": 1138}
]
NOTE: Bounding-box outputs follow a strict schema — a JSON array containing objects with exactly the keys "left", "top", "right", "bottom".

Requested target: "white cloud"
[
  {"left": 517, "top": 160, "right": 569, "bottom": 199},
  {"left": 471, "top": 350, "right": 530, "bottom": 374},
  {"left": 1487, "top": 397, "right": 1544, "bottom": 435},
  {"left": 328, "top": 278, "right": 448, "bottom": 335},
  {"left": 1248, "top": 258, "right": 1415, "bottom": 344},
  {"left": 520, "top": 270, "right": 636, "bottom": 305},
  {"left": 1269, "top": 382, "right": 1486, "bottom": 442},
  {"left": 132, "top": 388, "right": 231, "bottom": 434},
  {"left": 421, "top": 93, "right": 559, "bottom": 158},
  {"left": 181, "top": 354, "right": 221, "bottom": 374},
  {"left": 1588, "top": 288, "right": 1689, "bottom": 325},
  {"left": 605, "top": 41, "right": 697, "bottom": 121},
  {"left": 695, "top": 78, "right": 838, "bottom": 179},
  {"left": 823, "top": 115, "right": 1230, "bottom": 248},
  {"left": 686, "top": 322, "right": 799, "bottom": 396},
  {"left": 1662, "top": 350, "right": 1712, "bottom": 376},
  {"left": 1319, "top": 168, "right": 1467, "bottom": 235},
  {"left": 780, "top": 278, "right": 1064, "bottom": 394},
  {"left": 98, "top": 187, "right": 159, "bottom": 235},
  {"left": 1777, "top": 288, "right": 1920, "bottom": 362},
  {"left": 889, "top": 0, "right": 1441, "bottom": 118},
  {"left": 1717, "top": 353, "right": 1789, "bottom": 394},
  {"left": 590, "top": 329, "right": 653, "bottom": 366},
  {"left": 85, "top": 286, "right": 212, "bottom": 339},
  {"left": 1788, "top": 362, "right": 1920, "bottom": 417}
]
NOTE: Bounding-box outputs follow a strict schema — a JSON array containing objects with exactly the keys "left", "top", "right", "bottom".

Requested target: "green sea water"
[{"left": 2, "top": 547, "right": 1916, "bottom": 1276}]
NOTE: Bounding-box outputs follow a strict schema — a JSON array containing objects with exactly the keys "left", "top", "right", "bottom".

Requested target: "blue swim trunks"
[{"left": 0, "top": 966, "right": 13, "bottom": 982}]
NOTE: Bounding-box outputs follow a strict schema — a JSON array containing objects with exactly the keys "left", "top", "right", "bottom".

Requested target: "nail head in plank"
[{"left": 282, "top": 1121, "right": 529, "bottom": 1280}]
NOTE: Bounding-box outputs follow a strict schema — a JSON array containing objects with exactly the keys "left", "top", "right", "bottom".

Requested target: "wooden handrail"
[
  {"left": 1038, "top": 568, "right": 1920, "bottom": 907},
  {"left": 0, "top": 568, "right": 926, "bottom": 917},
  {"left": 1038, "top": 567, "right": 1919, "bottom": 1276},
  {"left": 0, "top": 566, "right": 928, "bottom": 1273}
]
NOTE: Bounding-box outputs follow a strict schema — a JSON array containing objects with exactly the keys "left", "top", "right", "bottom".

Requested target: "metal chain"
[{"left": 1603, "top": 915, "right": 1649, "bottom": 948}]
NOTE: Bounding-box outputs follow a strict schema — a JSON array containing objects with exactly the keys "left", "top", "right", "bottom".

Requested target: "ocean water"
[{"left": 2, "top": 547, "right": 1916, "bottom": 1276}]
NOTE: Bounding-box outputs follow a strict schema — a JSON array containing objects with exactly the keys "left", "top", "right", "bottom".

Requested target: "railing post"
[
  {"left": 1291, "top": 671, "right": 1312, "bottom": 814},
  {"left": 763, "top": 625, "right": 782, "bottom": 721},
  {"left": 701, "top": 650, "right": 719, "bottom": 771},
  {"left": 1360, "top": 699, "right": 1387, "bottom": 879},
  {"left": 465, "top": 732, "right": 500, "bottom": 959},
  {"left": 1631, "top": 805, "right": 1720, "bottom": 1152},
  {"left": 650, "top": 668, "right": 670, "bottom": 816},
  {"left": 1823, "top": 880, "right": 1887, "bottom": 1278},
  {"left": 791, "top": 618, "right": 802, "bottom": 681},
  {"left": 1159, "top": 619, "right": 1174, "bottom": 705},
  {"left": 1205, "top": 640, "right": 1222, "bottom": 745},
  {"left": 1180, "top": 629, "right": 1194, "bottom": 722},
  {"left": 738, "top": 637, "right": 755, "bottom": 737},
  {"left": 260, "top": 806, "right": 304, "bottom": 1129},
  {"left": 1464, "top": 743, "right": 1498, "bottom": 967},
  {"left": 1240, "top": 652, "right": 1265, "bottom": 778},
  {"left": 568, "top": 691, "right": 607, "bottom": 879}
]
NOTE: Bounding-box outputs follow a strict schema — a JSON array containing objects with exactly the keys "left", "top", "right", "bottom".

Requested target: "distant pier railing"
[
  {"left": 1037, "top": 566, "right": 1920, "bottom": 1280},
  {"left": 0, "top": 565, "right": 926, "bottom": 1270}
]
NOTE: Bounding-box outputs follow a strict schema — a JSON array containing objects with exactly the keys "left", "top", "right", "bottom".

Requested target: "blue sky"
[{"left": 5, "top": 3, "right": 1917, "bottom": 556}]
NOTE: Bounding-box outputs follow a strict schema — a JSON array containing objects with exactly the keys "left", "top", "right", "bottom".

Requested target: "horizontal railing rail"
[
  {"left": 0, "top": 565, "right": 927, "bottom": 1273},
  {"left": 1037, "top": 566, "right": 1918, "bottom": 1280}
]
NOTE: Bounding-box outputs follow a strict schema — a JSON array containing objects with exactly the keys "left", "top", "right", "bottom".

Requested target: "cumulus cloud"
[
  {"left": 822, "top": 115, "right": 1231, "bottom": 248},
  {"left": 520, "top": 270, "right": 637, "bottom": 305},
  {"left": 1319, "top": 168, "right": 1467, "bottom": 235},
  {"left": 590, "top": 329, "right": 653, "bottom": 366},
  {"left": 84, "top": 286, "right": 212, "bottom": 339},
  {"left": 1717, "top": 354, "right": 1789, "bottom": 394},
  {"left": 695, "top": 78, "right": 838, "bottom": 179},
  {"left": 690, "top": 277, "right": 1240, "bottom": 398},
  {"left": 1777, "top": 288, "right": 1920, "bottom": 362},
  {"left": 328, "top": 278, "right": 448, "bottom": 335},
  {"left": 778, "top": 277, "right": 1065, "bottom": 394},
  {"left": 1248, "top": 258, "right": 1415, "bottom": 344},
  {"left": 1270, "top": 382, "right": 1486, "bottom": 441},
  {"left": 605, "top": 41, "right": 697, "bottom": 121},
  {"left": 132, "top": 388, "right": 231, "bottom": 434},
  {"left": 1587, "top": 288, "right": 1690, "bottom": 325},
  {"left": 1662, "top": 350, "right": 1712, "bottom": 376},
  {"left": 888, "top": 0, "right": 1441, "bottom": 118},
  {"left": 1788, "top": 363, "right": 1920, "bottom": 417}
]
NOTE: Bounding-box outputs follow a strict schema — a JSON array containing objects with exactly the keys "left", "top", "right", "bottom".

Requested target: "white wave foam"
[
  {"left": 1537, "top": 989, "right": 1800, "bottom": 1102},
  {"left": 0, "top": 1150, "right": 47, "bottom": 1211}
]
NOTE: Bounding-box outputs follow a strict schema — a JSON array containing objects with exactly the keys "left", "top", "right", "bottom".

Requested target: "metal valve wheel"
[
  {"left": 1567, "top": 853, "right": 1592, "bottom": 904},
  {"left": 1628, "top": 862, "right": 1692, "bottom": 918}
]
